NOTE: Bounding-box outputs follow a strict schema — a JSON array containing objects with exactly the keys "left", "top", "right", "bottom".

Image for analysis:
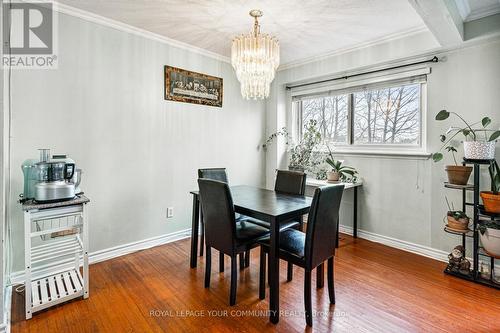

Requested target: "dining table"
[{"left": 189, "top": 185, "right": 312, "bottom": 324}]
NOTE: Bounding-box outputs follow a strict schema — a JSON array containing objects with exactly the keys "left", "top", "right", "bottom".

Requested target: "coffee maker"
[{"left": 21, "top": 149, "right": 82, "bottom": 202}]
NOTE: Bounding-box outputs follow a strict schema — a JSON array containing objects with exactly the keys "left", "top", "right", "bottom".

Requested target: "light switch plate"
[{"left": 167, "top": 207, "right": 174, "bottom": 218}]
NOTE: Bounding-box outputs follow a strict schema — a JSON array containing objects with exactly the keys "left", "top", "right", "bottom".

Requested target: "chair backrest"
[
  {"left": 274, "top": 170, "right": 307, "bottom": 195},
  {"left": 304, "top": 185, "right": 344, "bottom": 269},
  {"left": 198, "top": 168, "right": 228, "bottom": 183},
  {"left": 197, "top": 178, "right": 236, "bottom": 255}
]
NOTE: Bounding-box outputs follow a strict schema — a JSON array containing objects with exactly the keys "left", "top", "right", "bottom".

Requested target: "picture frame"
[{"left": 164, "top": 66, "right": 223, "bottom": 107}]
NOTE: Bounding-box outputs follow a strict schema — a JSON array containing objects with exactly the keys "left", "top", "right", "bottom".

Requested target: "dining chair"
[
  {"left": 198, "top": 178, "right": 269, "bottom": 305},
  {"left": 258, "top": 184, "right": 344, "bottom": 326},
  {"left": 248, "top": 169, "right": 307, "bottom": 281},
  {"left": 198, "top": 168, "right": 228, "bottom": 257},
  {"left": 198, "top": 168, "right": 250, "bottom": 271}
]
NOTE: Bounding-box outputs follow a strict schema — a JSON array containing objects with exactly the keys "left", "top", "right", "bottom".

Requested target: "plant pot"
[
  {"left": 463, "top": 141, "right": 495, "bottom": 160},
  {"left": 479, "top": 227, "right": 500, "bottom": 258},
  {"left": 327, "top": 171, "right": 340, "bottom": 182},
  {"left": 445, "top": 165, "right": 473, "bottom": 185},
  {"left": 446, "top": 215, "right": 469, "bottom": 230},
  {"left": 288, "top": 165, "right": 305, "bottom": 172},
  {"left": 480, "top": 191, "right": 500, "bottom": 214}
]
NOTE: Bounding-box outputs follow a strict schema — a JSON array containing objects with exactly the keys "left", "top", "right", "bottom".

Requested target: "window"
[
  {"left": 300, "top": 95, "right": 349, "bottom": 145},
  {"left": 293, "top": 79, "right": 424, "bottom": 150},
  {"left": 353, "top": 83, "right": 421, "bottom": 145}
]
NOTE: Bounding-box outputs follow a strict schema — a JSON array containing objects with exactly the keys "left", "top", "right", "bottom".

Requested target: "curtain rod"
[{"left": 285, "top": 56, "right": 439, "bottom": 90}]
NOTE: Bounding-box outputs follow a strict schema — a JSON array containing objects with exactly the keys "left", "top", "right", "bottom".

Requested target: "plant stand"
[
  {"left": 443, "top": 159, "right": 500, "bottom": 289},
  {"left": 21, "top": 196, "right": 90, "bottom": 319}
]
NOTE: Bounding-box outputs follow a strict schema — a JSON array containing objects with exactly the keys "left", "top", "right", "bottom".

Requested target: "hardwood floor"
[{"left": 11, "top": 234, "right": 500, "bottom": 332}]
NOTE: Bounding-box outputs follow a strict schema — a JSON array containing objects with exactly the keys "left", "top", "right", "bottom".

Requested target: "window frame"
[{"left": 294, "top": 81, "right": 428, "bottom": 156}]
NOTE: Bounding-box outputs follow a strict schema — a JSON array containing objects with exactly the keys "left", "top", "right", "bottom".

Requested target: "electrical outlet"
[{"left": 166, "top": 207, "right": 174, "bottom": 218}]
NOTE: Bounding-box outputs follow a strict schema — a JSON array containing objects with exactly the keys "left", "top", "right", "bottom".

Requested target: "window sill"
[{"left": 328, "top": 149, "right": 432, "bottom": 159}]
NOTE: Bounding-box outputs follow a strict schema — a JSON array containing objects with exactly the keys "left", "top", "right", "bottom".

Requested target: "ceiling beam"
[{"left": 407, "top": 0, "right": 464, "bottom": 46}]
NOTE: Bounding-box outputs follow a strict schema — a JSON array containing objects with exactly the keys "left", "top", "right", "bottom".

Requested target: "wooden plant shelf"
[
  {"left": 442, "top": 159, "right": 500, "bottom": 291},
  {"left": 444, "top": 182, "right": 474, "bottom": 190},
  {"left": 443, "top": 227, "right": 473, "bottom": 237}
]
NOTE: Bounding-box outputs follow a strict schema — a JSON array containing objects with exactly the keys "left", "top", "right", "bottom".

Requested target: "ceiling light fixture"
[{"left": 231, "top": 9, "right": 280, "bottom": 100}]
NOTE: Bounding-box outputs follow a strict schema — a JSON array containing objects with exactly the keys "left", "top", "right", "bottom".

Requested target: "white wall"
[
  {"left": 7, "top": 13, "right": 266, "bottom": 272},
  {"left": 267, "top": 35, "right": 500, "bottom": 257}
]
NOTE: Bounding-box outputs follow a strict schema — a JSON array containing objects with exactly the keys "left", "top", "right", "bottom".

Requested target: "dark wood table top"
[{"left": 191, "top": 185, "right": 312, "bottom": 222}]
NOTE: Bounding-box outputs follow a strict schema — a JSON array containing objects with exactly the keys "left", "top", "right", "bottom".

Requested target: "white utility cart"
[{"left": 21, "top": 195, "right": 90, "bottom": 319}]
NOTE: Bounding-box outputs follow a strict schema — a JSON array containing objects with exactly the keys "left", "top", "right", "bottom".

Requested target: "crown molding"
[
  {"left": 465, "top": 2, "right": 500, "bottom": 22},
  {"left": 29, "top": 0, "right": 232, "bottom": 64},
  {"left": 278, "top": 25, "right": 429, "bottom": 71},
  {"left": 454, "top": 0, "right": 471, "bottom": 21}
]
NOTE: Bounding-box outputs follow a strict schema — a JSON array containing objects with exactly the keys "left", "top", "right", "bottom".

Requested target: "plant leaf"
[
  {"left": 439, "top": 135, "right": 446, "bottom": 142},
  {"left": 435, "top": 110, "right": 450, "bottom": 121},
  {"left": 482, "top": 117, "right": 491, "bottom": 127},
  {"left": 432, "top": 152, "right": 443, "bottom": 162},
  {"left": 489, "top": 130, "right": 500, "bottom": 142},
  {"left": 462, "top": 128, "right": 470, "bottom": 136}
]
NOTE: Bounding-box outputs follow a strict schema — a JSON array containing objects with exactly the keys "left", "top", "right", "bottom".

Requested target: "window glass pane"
[
  {"left": 301, "top": 95, "right": 348, "bottom": 145},
  {"left": 353, "top": 84, "right": 420, "bottom": 145}
]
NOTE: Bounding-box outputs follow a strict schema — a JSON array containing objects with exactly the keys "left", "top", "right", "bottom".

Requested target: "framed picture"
[{"left": 164, "top": 66, "right": 223, "bottom": 107}]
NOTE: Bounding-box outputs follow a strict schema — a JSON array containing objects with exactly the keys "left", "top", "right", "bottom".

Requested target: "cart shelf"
[
  {"left": 22, "top": 196, "right": 90, "bottom": 319},
  {"left": 31, "top": 269, "right": 85, "bottom": 313}
]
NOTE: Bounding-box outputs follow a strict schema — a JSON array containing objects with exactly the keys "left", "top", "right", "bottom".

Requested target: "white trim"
[
  {"left": 327, "top": 150, "right": 431, "bottom": 160},
  {"left": 278, "top": 26, "right": 429, "bottom": 71},
  {"left": 0, "top": 286, "right": 11, "bottom": 333},
  {"left": 454, "top": 0, "right": 471, "bottom": 21},
  {"left": 339, "top": 225, "right": 450, "bottom": 262},
  {"left": 9, "top": 228, "right": 191, "bottom": 285},
  {"left": 280, "top": 29, "right": 500, "bottom": 73},
  {"left": 465, "top": 3, "right": 500, "bottom": 22},
  {"left": 21, "top": 0, "right": 230, "bottom": 64}
]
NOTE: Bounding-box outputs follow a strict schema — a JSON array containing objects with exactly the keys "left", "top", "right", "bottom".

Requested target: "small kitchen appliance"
[{"left": 21, "top": 149, "right": 82, "bottom": 202}]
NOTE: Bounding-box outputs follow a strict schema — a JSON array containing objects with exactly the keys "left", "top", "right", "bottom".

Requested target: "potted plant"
[
  {"left": 478, "top": 220, "right": 500, "bottom": 258},
  {"left": 325, "top": 147, "right": 358, "bottom": 182},
  {"left": 444, "top": 197, "right": 469, "bottom": 231},
  {"left": 480, "top": 159, "right": 500, "bottom": 214},
  {"left": 433, "top": 110, "right": 499, "bottom": 160},
  {"left": 433, "top": 144, "right": 473, "bottom": 185},
  {"left": 262, "top": 120, "right": 322, "bottom": 172},
  {"left": 288, "top": 120, "right": 322, "bottom": 172}
]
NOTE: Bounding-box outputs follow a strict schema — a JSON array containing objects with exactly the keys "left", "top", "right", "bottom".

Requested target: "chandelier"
[{"left": 231, "top": 10, "right": 280, "bottom": 100}]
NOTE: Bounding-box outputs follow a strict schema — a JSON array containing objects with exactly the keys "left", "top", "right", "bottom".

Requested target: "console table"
[{"left": 306, "top": 179, "right": 362, "bottom": 238}]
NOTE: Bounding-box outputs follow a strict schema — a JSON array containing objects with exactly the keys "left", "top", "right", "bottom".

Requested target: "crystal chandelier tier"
[{"left": 231, "top": 10, "right": 280, "bottom": 100}]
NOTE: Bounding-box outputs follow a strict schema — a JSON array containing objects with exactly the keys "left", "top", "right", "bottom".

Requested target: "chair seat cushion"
[
  {"left": 235, "top": 218, "right": 270, "bottom": 242},
  {"left": 258, "top": 229, "right": 306, "bottom": 259},
  {"left": 245, "top": 219, "right": 300, "bottom": 231}
]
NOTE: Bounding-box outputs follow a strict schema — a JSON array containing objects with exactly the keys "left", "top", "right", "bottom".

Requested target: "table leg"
[
  {"left": 269, "top": 217, "right": 280, "bottom": 324},
  {"left": 353, "top": 186, "right": 358, "bottom": 239},
  {"left": 190, "top": 194, "right": 200, "bottom": 268}
]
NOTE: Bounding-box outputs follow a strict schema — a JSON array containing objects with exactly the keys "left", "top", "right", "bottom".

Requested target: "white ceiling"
[{"left": 56, "top": 0, "right": 427, "bottom": 66}]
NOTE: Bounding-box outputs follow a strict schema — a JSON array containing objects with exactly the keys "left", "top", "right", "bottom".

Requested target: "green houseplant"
[
  {"left": 477, "top": 160, "right": 500, "bottom": 257},
  {"left": 288, "top": 119, "right": 322, "bottom": 171},
  {"left": 325, "top": 147, "right": 358, "bottom": 182},
  {"left": 444, "top": 197, "right": 469, "bottom": 231},
  {"left": 433, "top": 110, "right": 500, "bottom": 161},
  {"left": 480, "top": 159, "right": 500, "bottom": 214},
  {"left": 432, "top": 110, "right": 499, "bottom": 185},
  {"left": 262, "top": 119, "right": 322, "bottom": 172}
]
